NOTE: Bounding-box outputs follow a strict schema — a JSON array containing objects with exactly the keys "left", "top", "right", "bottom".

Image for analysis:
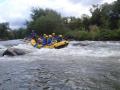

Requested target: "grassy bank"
[{"left": 64, "top": 29, "right": 120, "bottom": 41}]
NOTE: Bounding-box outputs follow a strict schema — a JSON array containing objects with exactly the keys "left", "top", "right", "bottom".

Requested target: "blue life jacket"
[
  {"left": 47, "top": 38, "right": 52, "bottom": 45},
  {"left": 42, "top": 38, "right": 47, "bottom": 46},
  {"left": 57, "top": 37, "right": 62, "bottom": 42}
]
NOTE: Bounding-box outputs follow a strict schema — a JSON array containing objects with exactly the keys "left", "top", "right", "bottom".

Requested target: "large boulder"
[{"left": 2, "top": 48, "right": 27, "bottom": 56}]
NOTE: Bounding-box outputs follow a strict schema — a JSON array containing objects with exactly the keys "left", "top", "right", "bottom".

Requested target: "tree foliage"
[
  {"left": 0, "top": 23, "right": 10, "bottom": 39},
  {"left": 27, "top": 8, "right": 65, "bottom": 34}
]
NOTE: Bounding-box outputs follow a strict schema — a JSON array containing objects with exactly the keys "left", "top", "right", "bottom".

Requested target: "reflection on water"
[{"left": 0, "top": 40, "right": 120, "bottom": 90}]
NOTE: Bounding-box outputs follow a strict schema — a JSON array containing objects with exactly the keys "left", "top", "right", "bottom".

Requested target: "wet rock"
[{"left": 2, "top": 48, "right": 27, "bottom": 56}]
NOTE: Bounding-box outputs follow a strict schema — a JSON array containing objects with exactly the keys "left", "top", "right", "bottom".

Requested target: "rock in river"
[{"left": 2, "top": 48, "right": 27, "bottom": 56}]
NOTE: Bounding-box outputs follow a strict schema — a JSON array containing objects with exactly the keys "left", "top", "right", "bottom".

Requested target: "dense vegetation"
[{"left": 0, "top": 0, "right": 120, "bottom": 40}]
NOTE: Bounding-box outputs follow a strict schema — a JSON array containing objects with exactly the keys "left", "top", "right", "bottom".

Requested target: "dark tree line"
[
  {"left": 0, "top": 23, "right": 12, "bottom": 40},
  {"left": 0, "top": 0, "right": 120, "bottom": 40}
]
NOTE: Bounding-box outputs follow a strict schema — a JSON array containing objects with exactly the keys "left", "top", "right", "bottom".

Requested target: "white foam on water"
[
  {"left": 0, "top": 56, "right": 36, "bottom": 62},
  {"left": 13, "top": 41, "right": 120, "bottom": 58},
  {"left": 29, "top": 42, "right": 120, "bottom": 57},
  {"left": 0, "top": 44, "right": 6, "bottom": 49},
  {"left": 1, "top": 41, "right": 120, "bottom": 62},
  {"left": 29, "top": 45, "right": 120, "bottom": 58},
  {"left": 13, "top": 44, "right": 33, "bottom": 49}
]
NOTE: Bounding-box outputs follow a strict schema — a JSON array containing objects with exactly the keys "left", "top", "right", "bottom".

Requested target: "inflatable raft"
[{"left": 31, "top": 39, "right": 69, "bottom": 49}]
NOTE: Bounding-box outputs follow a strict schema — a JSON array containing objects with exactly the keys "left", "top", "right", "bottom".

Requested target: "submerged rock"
[
  {"left": 2, "top": 48, "right": 27, "bottom": 56},
  {"left": 72, "top": 43, "right": 89, "bottom": 46}
]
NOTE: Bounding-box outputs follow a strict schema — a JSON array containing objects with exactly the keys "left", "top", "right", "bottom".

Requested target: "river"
[{"left": 0, "top": 40, "right": 120, "bottom": 90}]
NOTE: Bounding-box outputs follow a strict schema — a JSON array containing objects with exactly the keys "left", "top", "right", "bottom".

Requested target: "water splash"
[{"left": 1, "top": 40, "right": 120, "bottom": 59}]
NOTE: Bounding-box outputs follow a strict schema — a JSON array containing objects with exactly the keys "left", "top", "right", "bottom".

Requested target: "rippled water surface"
[{"left": 0, "top": 40, "right": 120, "bottom": 90}]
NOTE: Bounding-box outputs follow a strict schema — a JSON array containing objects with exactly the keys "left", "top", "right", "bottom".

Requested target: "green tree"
[
  {"left": 81, "top": 14, "right": 90, "bottom": 31},
  {"left": 27, "top": 8, "right": 65, "bottom": 34},
  {"left": 63, "top": 17, "right": 82, "bottom": 30},
  {"left": 0, "top": 23, "right": 9, "bottom": 39},
  {"left": 90, "top": 5, "right": 103, "bottom": 27},
  {"left": 13, "top": 28, "right": 27, "bottom": 39},
  {"left": 90, "top": 1, "right": 120, "bottom": 30}
]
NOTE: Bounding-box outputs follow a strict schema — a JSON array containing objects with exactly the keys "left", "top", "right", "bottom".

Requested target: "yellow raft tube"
[{"left": 31, "top": 39, "right": 69, "bottom": 49}]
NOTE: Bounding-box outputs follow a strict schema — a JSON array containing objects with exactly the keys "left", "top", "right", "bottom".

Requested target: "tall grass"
[{"left": 64, "top": 28, "right": 120, "bottom": 41}]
